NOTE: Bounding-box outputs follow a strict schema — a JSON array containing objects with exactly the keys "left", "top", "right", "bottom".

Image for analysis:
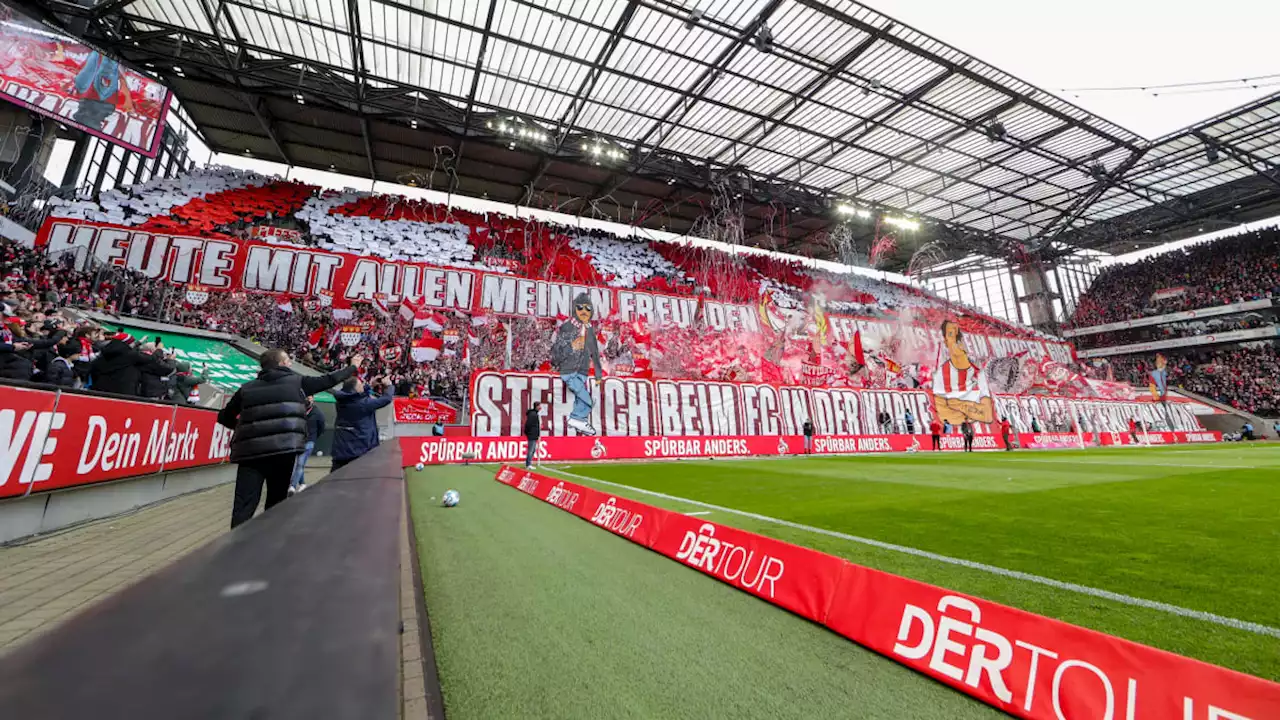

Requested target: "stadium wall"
[{"left": 0, "top": 383, "right": 232, "bottom": 543}]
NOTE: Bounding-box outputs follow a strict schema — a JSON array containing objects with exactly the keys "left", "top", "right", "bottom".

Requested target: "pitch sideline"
[{"left": 540, "top": 466, "right": 1280, "bottom": 640}]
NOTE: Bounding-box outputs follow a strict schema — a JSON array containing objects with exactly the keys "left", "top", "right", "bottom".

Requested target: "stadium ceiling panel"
[{"left": 22, "top": 0, "right": 1280, "bottom": 270}]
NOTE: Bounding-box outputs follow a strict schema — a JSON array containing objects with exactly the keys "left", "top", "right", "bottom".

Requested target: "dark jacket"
[
  {"left": 961, "top": 421, "right": 975, "bottom": 438},
  {"left": 218, "top": 365, "right": 355, "bottom": 462},
  {"left": 802, "top": 420, "right": 814, "bottom": 437},
  {"left": 90, "top": 340, "right": 172, "bottom": 396},
  {"left": 0, "top": 333, "right": 63, "bottom": 381},
  {"left": 331, "top": 384, "right": 394, "bottom": 462},
  {"left": 524, "top": 408, "right": 541, "bottom": 438},
  {"left": 305, "top": 405, "right": 326, "bottom": 442},
  {"left": 138, "top": 352, "right": 176, "bottom": 399},
  {"left": 44, "top": 356, "right": 77, "bottom": 387},
  {"left": 169, "top": 364, "right": 208, "bottom": 403},
  {"left": 549, "top": 320, "right": 602, "bottom": 379}
]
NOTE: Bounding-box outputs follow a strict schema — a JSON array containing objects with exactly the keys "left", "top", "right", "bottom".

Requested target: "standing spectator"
[
  {"left": 1000, "top": 416, "right": 1013, "bottom": 451},
  {"left": 877, "top": 410, "right": 891, "bottom": 434},
  {"left": 218, "top": 349, "right": 362, "bottom": 529},
  {"left": 330, "top": 374, "right": 395, "bottom": 472},
  {"left": 136, "top": 341, "right": 176, "bottom": 400},
  {"left": 523, "top": 401, "right": 542, "bottom": 470},
  {"left": 290, "top": 397, "right": 325, "bottom": 495},
  {"left": 169, "top": 361, "right": 208, "bottom": 404},
  {"left": 0, "top": 317, "right": 35, "bottom": 380},
  {"left": 90, "top": 333, "right": 171, "bottom": 396},
  {"left": 929, "top": 418, "right": 941, "bottom": 451},
  {"left": 1128, "top": 417, "right": 1139, "bottom": 444},
  {"left": 44, "top": 342, "right": 79, "bottom": 387},
  {"left": 943, "top": 420, "right": 952, "bottom": 435},
  {"left": 961, "top": 420, "right": 974, "bottom": 452},
  {"left": 904, "top": 409, "right": 915, "bottom": 435},
  {"left": 803, "top": 418, "right": 814, "bottom": 454}
]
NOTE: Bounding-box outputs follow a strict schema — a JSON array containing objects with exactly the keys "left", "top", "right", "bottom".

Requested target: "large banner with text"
[
  {"left": 0, "top": 384, "right": 230, "bottom": 499},
  {"left": 35, "top": 218, "right": 1078, "bottom": 380},
  {"left": 492, "top": 466, "right": 1278, "bottom": 719},
  {"left": 470, "top": 371, "right": 1210, "bottom": 438}
]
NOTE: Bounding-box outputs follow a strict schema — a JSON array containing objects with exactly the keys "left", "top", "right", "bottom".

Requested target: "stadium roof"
[{"left": 26, "top": 0, "right": 1280, "bottom": 269}]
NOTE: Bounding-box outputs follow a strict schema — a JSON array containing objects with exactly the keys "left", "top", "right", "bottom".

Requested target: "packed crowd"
[
  {"left": 1069, "top": 227, "right": 1280, "bottom": 328},
  {"left": 1108, "top": 343, "right": 1280, "bottom": 415},
  {"left": 0, "top": 243, "right": 206, "bottom": 400}
]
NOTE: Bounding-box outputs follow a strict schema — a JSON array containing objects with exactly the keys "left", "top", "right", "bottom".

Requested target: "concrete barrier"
[{"left": 0, "top": 463, "right": 235, "bottom": 545}]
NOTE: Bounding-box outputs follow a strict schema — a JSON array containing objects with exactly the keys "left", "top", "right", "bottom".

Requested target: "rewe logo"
[
  {"left": 496, "top": 466, "right": 514, "bottom": 484},
  {"left": 0, "top": 409, "right": 66, "bottom": 488},
  {"left": 516, "top": 473, "right": 538, "bottom": 494},
  {"left": 675, "top": 523, "right": 785, "bottom": 598}
]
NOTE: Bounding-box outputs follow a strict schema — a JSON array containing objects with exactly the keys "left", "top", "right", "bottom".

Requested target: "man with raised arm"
[{"left": 218, "top": 349, "right": 363, "bottom": 529}]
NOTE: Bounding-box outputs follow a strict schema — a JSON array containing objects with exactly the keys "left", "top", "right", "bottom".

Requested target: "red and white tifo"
[{"left": 491, "top": 466, "right": 1280, "bottom": 720}]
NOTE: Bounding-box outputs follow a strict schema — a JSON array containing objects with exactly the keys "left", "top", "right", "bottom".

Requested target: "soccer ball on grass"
[
  {"left": 442, "top": 489, "right": 460, "bottom": 507},
  {"left": 415, "top": 463, "right": 425, "bottom": 471}
]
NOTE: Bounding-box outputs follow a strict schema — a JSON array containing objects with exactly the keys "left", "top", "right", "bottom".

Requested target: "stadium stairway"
[{"left": 1169, "top": 388, "right": 1277, "bottom": 439}]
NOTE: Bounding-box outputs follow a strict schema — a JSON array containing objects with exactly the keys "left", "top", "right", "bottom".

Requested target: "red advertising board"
[
  {"left": 0, "top": 385, "right": 230, "bottom": 499},
  {"left": 0, "top": 6, "right": 171, "bottom": 156},
  {"left": 392, "top": 397, "right": 459, "bottom": 424},
  {"left": 491, "top": 466, "right": 1280, "bottom": 719},
  {"left": 400, "top": 429, "right": 1221, "bottom": 467}
]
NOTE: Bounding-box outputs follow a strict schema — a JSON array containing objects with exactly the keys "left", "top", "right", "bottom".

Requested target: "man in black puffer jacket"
[
  {"left": 90, "top": 333, "right": 172, "bottom": 396},
  {"left": 218, "top": 349, "right": 363, "bottom": 529},
  {"left": 136, "top": 342, "right": 176, "bottom": 400}
]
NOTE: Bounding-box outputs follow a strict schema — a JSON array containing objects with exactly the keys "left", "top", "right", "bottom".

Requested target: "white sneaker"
[
  {"left": 297, "top": 483, "right": 307, "bottom": 492},
  {"left": 287, "top": 486, "right": 297, "bottom": 497},
  {"left": 567, "top": 418, "right": 591, "bottom": 435}
]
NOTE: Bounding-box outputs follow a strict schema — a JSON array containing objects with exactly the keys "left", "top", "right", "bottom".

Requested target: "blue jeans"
[
  {"left": 291, "top": 441, "right": 314, "bottom": 489},
  {"left": 525, "top": 437, "right": 537, "bottom": 467},
  {"left": 561, "top": 373, "right": 593, "bottom": 422}
]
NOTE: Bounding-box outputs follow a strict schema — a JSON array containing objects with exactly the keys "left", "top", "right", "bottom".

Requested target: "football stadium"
[{"left": 0, "top": 0, "right": 1277, "bottom": 717}]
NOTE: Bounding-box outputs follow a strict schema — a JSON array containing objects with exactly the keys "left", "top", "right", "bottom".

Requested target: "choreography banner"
[
  {"left": 34, "top": 218, "right": 1075, "bottom": 364},
  {"left": 492, "top": 466, "right": 1280, "bottom": 719},
  {"left": 0, "top": 384, "right": 230, "bottom": 499},
  {"left": 0, "top": 6, "right": 171, "bottom": 156},
  {"left": 470, "top": 371, "right": 1209, "bottom": 438}
]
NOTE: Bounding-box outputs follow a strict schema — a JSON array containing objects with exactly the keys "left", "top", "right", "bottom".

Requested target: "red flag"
[
  {"left": 412, "top": 333, "right": 443, "bottom": 363},
  {"left": 851, "top": 330, "right": 865, "bottom": 367},
  {"left": 400, "top": 296, "right": 422, "bottom": 322},
  {"left": 423, "top": 312, "right": 447, "bottom": 332},
  {"left": 306, "top": 327, "right": 324, "bottom": 350},
  {"left": 275, "top": 294, "right": 293, "bottom": 313}
]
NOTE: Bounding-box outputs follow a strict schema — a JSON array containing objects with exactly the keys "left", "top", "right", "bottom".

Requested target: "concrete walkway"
[{"left": 0, "top": 465, "right": 329, "bottom": 655}]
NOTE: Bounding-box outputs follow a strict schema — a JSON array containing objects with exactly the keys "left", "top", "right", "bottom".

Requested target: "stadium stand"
[
  {"left": 1109, "top": 345, "right": 1280, "bottom": 416},
  {"left": 1069, "top": 227, "right": 1280, "bottom": 328}
]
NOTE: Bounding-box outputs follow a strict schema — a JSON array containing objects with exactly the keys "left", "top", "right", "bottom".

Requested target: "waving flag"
[
  {"left": 306, "top": 327, "right": 324, "bottom": 350},
  {"left": 400, "top": 296, "right": 422, "bottom": 322},
  {"left": 411, "top": 333, "right": 443, "bottom": 363},
  {"left": 422, "top": 312, "right": 447, "bottom": 332},
  {"left": 275, "top": 294, "right": 293, "bottom": 313}
]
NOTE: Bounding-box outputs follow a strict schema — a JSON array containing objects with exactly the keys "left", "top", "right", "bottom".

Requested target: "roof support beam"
[
  {"left": 192, "top": 0, "right": 292, "bottom": 165},
  {"left": 457, "top": 0, "right": 498, "bottom": 162},
  {"left": 1031, "top": 147, "right": 1149, "bottom": 246},
  {"left": 1197, "top": 131, "right": 1280, "bottom": 191},
  {"left": 346, "top": 0, "right": 376, "bottom": 179},
  {"left": 707, "top": 20, "right": 892, "bottom": 165},
  {"left": 524, "top": 0, "right": 638, "bottom": 197}
]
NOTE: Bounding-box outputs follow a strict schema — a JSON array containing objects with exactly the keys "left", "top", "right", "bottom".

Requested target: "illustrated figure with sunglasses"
[{"left": 550, "top": 292, "right": 603, "bottom": 435}]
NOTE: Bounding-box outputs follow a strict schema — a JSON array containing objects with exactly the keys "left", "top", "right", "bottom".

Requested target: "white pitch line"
[
  {"left": 685, "top": 511, "right": 713, "bottom": 516},
  {"left": 1000, "top": 458, "right": 1260, "bottom": 469},
  {"left": 546, "top": 468, "right": 1280, "bottom": 640}
]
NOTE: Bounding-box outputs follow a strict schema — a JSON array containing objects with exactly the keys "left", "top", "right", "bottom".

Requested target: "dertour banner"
[
  {"left": 34, "top": 218, "right": 1075, "bottom": 364},
  {"left": 493, "top": 466, "right": 1279, "bottom": 720},
  {"left": 470, "top": 371, "right": 1208, "bottom": 438}
]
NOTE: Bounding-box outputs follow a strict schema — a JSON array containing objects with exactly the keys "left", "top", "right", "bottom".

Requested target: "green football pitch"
[{"left": 406, "top": 444, "right": 1280, "bottom": 719}]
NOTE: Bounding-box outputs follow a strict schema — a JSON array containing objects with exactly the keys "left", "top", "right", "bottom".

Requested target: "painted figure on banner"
[
  {"left": 550, "top": 292, "right": 602, "bottom": 436},
  {"left": 932, "top": 319, "right": 994, "bottom": 425}
]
